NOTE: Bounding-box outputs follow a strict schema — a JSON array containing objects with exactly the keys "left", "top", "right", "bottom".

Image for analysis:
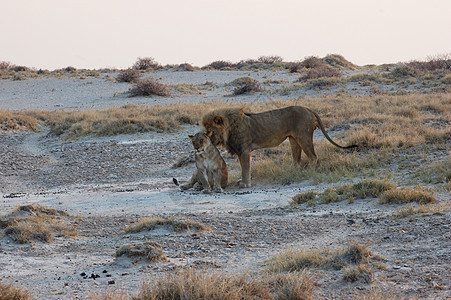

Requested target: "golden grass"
[
  {"left": 1, "top": 204, "right": 78, "bottom": 244},
  {"left": 343, "top": 263, "right": 374, "bottom": 283},
  {"left": 136, "top": 268, "right": 315, "bottom": 300},
  {"left": 115, "top": 242, "right": 168, "bottom": 262},
  {"left": 1, "top": 93, "right": 449, "bottom": 144},
  {"left": 265, "top": 242, "right": 373, "bottom": 273},
  {"left": 379, "top": 186, "right": 437, "bottom": 204},
  {"left": 394, "top": 202, "right": 450, "bottom": 218},
  {"left": 0, "top": 280, "right": 32, "bottom": 300},
  {"left": 123, "top": 216, "right": 210, "bottom": 234},
  {"left": 290, "top": 180, "right": 395, "bottom": 207},
  {"left": 251, "top": 142, "right": 380, "bottom": 185}
]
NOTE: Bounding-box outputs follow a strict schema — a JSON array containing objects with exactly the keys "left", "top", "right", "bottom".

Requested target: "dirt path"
[{"left": 1, "top": 128, "right": 450, "bottom": 299}]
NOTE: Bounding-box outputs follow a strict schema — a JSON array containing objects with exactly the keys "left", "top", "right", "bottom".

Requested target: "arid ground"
[{"left": 0, "top": 57, "right": 450, "bottom": 299}]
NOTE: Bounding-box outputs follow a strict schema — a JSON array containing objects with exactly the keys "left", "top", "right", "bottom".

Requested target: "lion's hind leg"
[
  {"left": 289, "top": 137, "right": 302, "bottom": 164},
  {"left": 180, "top": 171, "right": 198, "bottom": 191}
]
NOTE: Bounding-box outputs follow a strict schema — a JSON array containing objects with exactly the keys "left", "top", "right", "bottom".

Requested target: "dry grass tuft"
[
  {"left": 379, "top": 186, "right": 436, "bottom": 204},
  {"left": 136, "top": 268, "right": 316, "bottom": 300},
  {"left": 343, "top": 264, "right": 374, "bottom": 283},
  {"left": 265, "top": 242, "right": 373, "bottom": 273},
  {"left": 123, "top": 216, "right": 210, "bottom": 234},
  {"left": 115, "top": 242, "right": 168, "bottom": 261},
  {"left": 291, "top": 181, "right": 437, "bottom": 207},
  {"left": 394, "top": 202, "right": 450, "bottom": 218},
  {"left": 0, "top": 280, "right": 32, "bottom": 300},
  {"left": 1, "top": 204, "right": 77, "bottom": 244}
]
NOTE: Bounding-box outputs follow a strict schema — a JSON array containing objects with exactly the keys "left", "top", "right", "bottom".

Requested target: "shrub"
[
  {"left": 323, "top": 54, "right": 358, "bottom": 69},
  {"left": 286, "top": 61, "right": 303, "bottom": 73},
  {"left": 179, "top": 63, "right": 195, "bottom": 71},
  {"left": 205, "top": 60, "right": 236, "bottom": 70},
  {"left": 133, "top": 57, "right": 159, "bottom": 70},
  {"left": 229, "top": 76, "right": 262, "bottom": 95},
  {"left": 300, "top": 66, "right": 342, "bottom": 81},
  {"left": 407, "top": 54, "right": 451, "bottom": 71},
  {"left": 116, "top": 68, "right": 141, "bottom": 83},
  {"left": 12, "top": 66, "right": 28, "bottom": 72},
  {"left": 0, "top": 61, "right": 12, "bottom": 70},
  {"left": 258, "top": 55, "right": 283, "bottom": 64},
  {"left": 301, "top": 56, "right": 327, "bottom": 69},
  {"left": 130, "top": 78, "right": 171, "bottom": 97},
  {"left": 232, "top": 77, "right": 262, "bottom": 95}
]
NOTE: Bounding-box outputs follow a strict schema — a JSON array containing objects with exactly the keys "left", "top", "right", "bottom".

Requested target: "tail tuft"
[{"left": 172, "top": 178, "right": 179, "bottom": 186}]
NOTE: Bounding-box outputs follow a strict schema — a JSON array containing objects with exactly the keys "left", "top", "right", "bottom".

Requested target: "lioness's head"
[
  {"left": 188, "top": 131, "right": 213, "bottom": 153},
  {"left": 201, "top": 108, "right": 246, "bottom": 148}
]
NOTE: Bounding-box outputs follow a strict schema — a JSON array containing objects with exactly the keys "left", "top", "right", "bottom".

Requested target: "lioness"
[
  {"left": 179, "top": 131, "right": 228, "bottom": 193},
  {"left": 202, "top": 106, "right": 357, "bottom": 188}
]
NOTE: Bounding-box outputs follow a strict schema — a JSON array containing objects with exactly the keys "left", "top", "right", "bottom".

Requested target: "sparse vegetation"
[
  {"left": 115, "top": 242, "right": 168, "bottom": 261},
  {"left": 265, "top": 242, "right": 374, "bottom": 272},
  {"left": 129, "top": 78, "right": 171, "bottom": 97},
  {"left": 1, "top": 205, "right": 78, "bottom": 244},
  {"left": 379, "top": 186, "right": 436, "bottom": 204},
  {"left": 116, "top": 68, "right": 141, "bottom": 83},
  {"left": 133, "top": 57, "right": 160, "bottom": 70},
  {"left": 136, "top": 268, "right": 316, "bottom": 300},
  {"left": 0, "top": 280, "right": 32, "bottom": 300},
  {"left": 123, "top": 216, "right": 210, "bottom": 233},
  {"left": 394, "top": 202, "right": 450, "bottom": 218},
  {"left": 229, "top": 76, "right": 262, "bottom": 95}
]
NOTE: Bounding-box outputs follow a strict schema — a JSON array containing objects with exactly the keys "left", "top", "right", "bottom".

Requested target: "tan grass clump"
[
  {"left": 229, "top": 76, "right": 262, "bottom": 95},
  {"left": 1, "top": 204, "right": 77, "bottom": 244},
  {"left": 123, "top": 216, "right": 210, "bottom": 234},
  {"left": 379, "top": 186, "right": 437, "bottom": 204},
  {"left": 265, "top": 242, "right": 373, "bottom": 273},
  {"left": 343, "top": 264, "right": 374, "bottom": 283},
  {"left": 394, "top": 202, "right": 450, "bottom": 218},
  {"left": 115, "top": 242, "right": 168, "bottom": 262},
  {"left": 136, "top": 268, "right": 316, "bottom": 300},
  {"left": 0, "top": 280, "right": 32, "bottom": 300}
]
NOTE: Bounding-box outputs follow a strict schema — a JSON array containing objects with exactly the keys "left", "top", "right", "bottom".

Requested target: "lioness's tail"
[{"left": 310, "top": 110, "right": 358, "bottom": 149}]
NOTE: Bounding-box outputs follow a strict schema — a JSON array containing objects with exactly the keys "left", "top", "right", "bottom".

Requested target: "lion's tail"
[{"left": 310, "top": 110, "right": 358, "bottom": 149}]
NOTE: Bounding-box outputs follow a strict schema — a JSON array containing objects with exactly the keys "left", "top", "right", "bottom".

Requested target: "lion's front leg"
[
  {"left": 198, "top": 169, "right": 212, "bottom": 193},
  {"left": 238, "top": 152, "right": 252, "bottom": 188}
]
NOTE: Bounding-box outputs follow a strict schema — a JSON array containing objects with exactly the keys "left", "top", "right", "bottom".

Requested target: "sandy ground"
[{"left": 0, "top": 70, "right": 450, "bottom": 299}]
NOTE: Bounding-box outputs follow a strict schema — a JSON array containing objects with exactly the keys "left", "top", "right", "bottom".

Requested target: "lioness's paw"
[
  {"left": 202, "top": 189, "right": 212, "bottom": 194},
  {"left": 213, "top": 187, "right": 224, "bottom": 193}
]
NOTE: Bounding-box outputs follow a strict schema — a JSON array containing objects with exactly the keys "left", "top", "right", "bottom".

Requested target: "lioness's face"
[{"left": 188, "top": 132, "right": 211, "bottom": 152}]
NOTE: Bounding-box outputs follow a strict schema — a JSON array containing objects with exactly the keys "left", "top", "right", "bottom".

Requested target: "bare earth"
[{"left": 0, "top": 70, "right": 450, "bottom": 299}]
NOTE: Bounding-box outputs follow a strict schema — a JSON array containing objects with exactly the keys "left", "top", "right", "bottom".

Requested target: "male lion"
[
  {"left": 179, "top": 131, "right": 228, "bottom": 193},
  {"left": 201, "top": 106, "right": 357, "bottom": 188}
]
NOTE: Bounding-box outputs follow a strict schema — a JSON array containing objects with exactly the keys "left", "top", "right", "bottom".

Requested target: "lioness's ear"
[
  {"left": 214, "top": 116, "right": 223, "bottom": 126},
  {"left": 206, "top": 131, "right": 213, "bottom": 137},
  {"left": 188, "top": 135, "right": 194, "bottom": 140}
]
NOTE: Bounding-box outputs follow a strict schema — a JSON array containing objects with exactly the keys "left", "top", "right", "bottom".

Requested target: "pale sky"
[{"left": 1, "top": 0, "right": 450, "bottom": 70}]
